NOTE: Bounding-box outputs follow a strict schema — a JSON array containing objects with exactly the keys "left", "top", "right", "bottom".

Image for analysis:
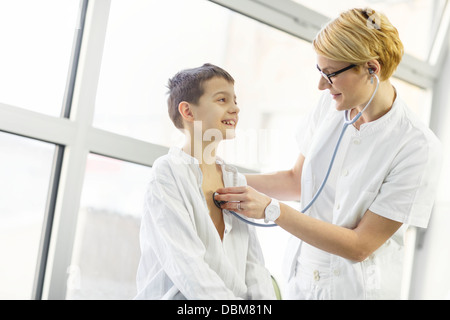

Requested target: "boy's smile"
[{"left": 221, "top": 119, "right": 236, "bottom": 127}]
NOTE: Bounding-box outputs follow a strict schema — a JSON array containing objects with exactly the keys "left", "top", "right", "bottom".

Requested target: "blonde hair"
[{"left": 313, "top": 8, "right": 404, "bottom": 80}]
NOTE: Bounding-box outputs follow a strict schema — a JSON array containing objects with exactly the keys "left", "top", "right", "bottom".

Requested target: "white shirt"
[
  {"left": 284, "top": 90, "right": 442, "bottom": 300},
  {"left": 135, "top": 147, "right": 276, "bottom": 300}
]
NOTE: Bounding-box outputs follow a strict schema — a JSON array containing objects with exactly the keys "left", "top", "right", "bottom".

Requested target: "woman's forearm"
[
  {"left": 246, "top": 170, "right": 301, "bottom": 201},
  {"left": 275, "top": 203, "right": 403, "bottom": 262},
  {"left": 245, "top": 153, "right": 305, "bottom": 201},
  {"left": 277, "top": 202, "right": 360, "bottom": 260}
]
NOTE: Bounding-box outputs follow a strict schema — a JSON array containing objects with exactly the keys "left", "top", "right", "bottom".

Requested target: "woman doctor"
[{"left": 214, "top": 8, "right": 442, "bottom": 299}]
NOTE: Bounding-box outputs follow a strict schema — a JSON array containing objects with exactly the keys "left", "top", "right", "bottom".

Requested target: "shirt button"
[
  {"left": 336, "top": 203, "right": 340, "bottom": 210},
  {"left": 313, "top": 270, "right": 320, "bottom": 281},
  {"left": 333, "top": 269, "right": 340, "bottom": 276},
  {"left": 353, "top": 138, "right": 361, "bottom": 145},
  {"left": 342, "top": 169, "right": 349, "bottom": 176}
]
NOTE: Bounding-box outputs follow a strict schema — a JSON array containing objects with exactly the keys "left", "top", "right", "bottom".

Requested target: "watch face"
[
  {"left": 267, "top": 206, "right": 276, "bottom": 216},
  {"left": 267, "top": 204, "right": 279, "bottom": 220}
]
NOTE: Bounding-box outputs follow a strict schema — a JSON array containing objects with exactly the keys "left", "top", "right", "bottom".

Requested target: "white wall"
[{"left": 409, "top": 37, "right": 450, "bottom": 300}]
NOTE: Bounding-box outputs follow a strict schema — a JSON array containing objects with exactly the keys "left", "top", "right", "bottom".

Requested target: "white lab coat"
[
  {"left": 135, "top": 147, "right": 276, "bottom": 300},
  {"left": 284, "top": 90, "right": 442, "bottom": 299}
]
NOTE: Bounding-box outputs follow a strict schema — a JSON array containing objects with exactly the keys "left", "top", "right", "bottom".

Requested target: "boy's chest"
[{"left": 201, "top": 171, "right": 226, "bottom": 239}]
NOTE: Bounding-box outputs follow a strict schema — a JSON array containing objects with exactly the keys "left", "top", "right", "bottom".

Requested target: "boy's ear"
[{"left": 178, "top": 101, "right": 195, "bottom": 123}]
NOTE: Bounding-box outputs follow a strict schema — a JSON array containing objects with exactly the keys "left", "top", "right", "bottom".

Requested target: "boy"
[{"left": 134, "top": 63, "right": 276, "bottom": 299}]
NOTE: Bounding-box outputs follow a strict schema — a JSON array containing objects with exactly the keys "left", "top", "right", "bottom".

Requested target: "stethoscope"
[{"left": 214, "top": 71, "right": 380, "bottom": 227}]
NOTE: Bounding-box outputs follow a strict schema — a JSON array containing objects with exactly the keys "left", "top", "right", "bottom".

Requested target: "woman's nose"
[{"left": 318, "top": 76, "right": 331, "bottom": 90}]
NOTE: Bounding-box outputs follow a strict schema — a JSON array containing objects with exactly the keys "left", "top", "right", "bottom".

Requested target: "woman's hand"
[{"left": 214, "top": 186, "right": 272, "bottom": 220}]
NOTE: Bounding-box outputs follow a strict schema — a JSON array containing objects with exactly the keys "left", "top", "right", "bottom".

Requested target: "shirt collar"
[
  {"left": 168, "top": 146, "right": 226, "bottom": 166},
  {"left": 168, "top": 146, "right": 199, "bottom": 164},
  {"left": 168, "top": 147, "right": 239, "bottom": 187},
  {"left": 168, "top": 146, "right": 240, "bottom": 232},
  {"left": 355, "top": 87, "right": 401, "bottom": 136}
]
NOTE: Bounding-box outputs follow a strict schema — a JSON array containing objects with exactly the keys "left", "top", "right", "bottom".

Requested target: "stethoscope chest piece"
[
  {"left": 213, "top": 192, "right": 227, "bottom": 209},
  {"left": 212, "top": 192, "right": 277, "bottom": 227}
]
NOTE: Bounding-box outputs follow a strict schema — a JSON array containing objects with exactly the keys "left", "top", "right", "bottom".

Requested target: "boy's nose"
[{"left": 229, "top": 104, "right": 239, "bottom": 114}]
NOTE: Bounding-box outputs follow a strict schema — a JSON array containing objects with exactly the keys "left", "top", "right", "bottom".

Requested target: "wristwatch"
[{"left": 264, "top": 198, "right": 280, "bottom": 223}]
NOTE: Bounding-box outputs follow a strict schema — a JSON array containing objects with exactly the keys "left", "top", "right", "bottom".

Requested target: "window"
[
  {"left": 391, "top": 78, "right": 432, "bottom": 123},
  {"left": 94, "top": 0, "right": 320, "bottom": 173},
  {"left": 0, "top": 0, "right": 80, "bottom": 117},
  {"left": 66, "top": 154, "right": 152, "bottom": 299},
  {"left": 292, "top": 0, "right": 447, "bottom": 61},
  {"left": 0, "top": 132, "right": 55, "bottom": 299},
  {"left": 90, "top": 0, "right": 326, "bottom": 293}
]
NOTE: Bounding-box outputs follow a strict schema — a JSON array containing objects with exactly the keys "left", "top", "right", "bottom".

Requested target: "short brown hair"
[
  {"left": 313, "top": 8, "right": 404, "bottom": 80},
  {"left": 167, "top": 63, "right": 235, "bottom": 129}
]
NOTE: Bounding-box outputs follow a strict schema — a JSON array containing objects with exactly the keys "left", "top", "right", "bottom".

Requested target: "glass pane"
[
  {"left": 94, "top": 0, "right": 320, "bottom": 172},
  {"left": 391, "top": 77, "right": 432, "bottom": 124},
  {"left": 66, "top": 154, "right": 152, "bottom": 300},
  {"left": 0, "top": 0, "right": 80, "bottom": 116},
  {"left": 0, "top": 132, "right": 55, "bottom": 299},
  {"left": 291, "top": 0, "right": 447, "bottom": 61}
]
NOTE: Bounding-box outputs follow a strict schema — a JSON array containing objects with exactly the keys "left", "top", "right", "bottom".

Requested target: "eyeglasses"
[{"left": 316, "top": 64, "right": 356, "bottom": 84}]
